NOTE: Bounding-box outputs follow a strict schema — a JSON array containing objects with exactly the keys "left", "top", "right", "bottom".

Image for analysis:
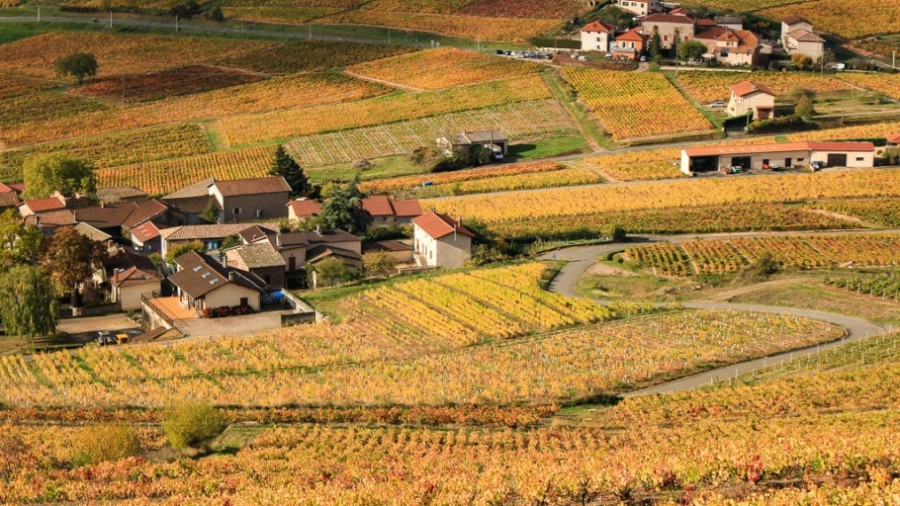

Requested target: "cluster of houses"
[
  {"left": 4, "top": 175, "right": 474, "bottom": 321},
  {"left": 580, "top": 3, "right": 825, "bottom": 66}
]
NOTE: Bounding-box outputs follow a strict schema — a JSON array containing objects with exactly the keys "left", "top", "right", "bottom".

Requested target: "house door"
[
  {"left": 289, "top": 256, "right": 296, "bottom": 271},
  {"left": 785, "top": 158, "right": 792, "bottom": 167},
  {"left": 827, "top": 154, "right": 847, "bottom": 167}
]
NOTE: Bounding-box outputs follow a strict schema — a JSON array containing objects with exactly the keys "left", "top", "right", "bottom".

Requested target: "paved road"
[{"left": 541, "top": 233, "right": 891, "bottom": 396}]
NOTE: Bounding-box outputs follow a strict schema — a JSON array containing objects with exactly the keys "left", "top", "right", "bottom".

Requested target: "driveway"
[
  {"left": 58, "top": 314, "right": 142, "bottom": 346},
  {"left": 174, "top": 312, "right": 283, "bottom": 338}
]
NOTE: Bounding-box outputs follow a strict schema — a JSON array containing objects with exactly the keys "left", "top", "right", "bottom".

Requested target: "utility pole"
[
  {"left": 37, "top": 6, "right": 40, "bottom": 22},
  {"left": 175, "top": 14, "right": 179, "bottom": 33},
  {"left": 109, "top": 9, "right": 112, "bottom": 29}
]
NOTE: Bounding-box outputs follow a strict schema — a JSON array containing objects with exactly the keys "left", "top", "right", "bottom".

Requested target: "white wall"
[
  {"left": 204, "top": 283, "right": 261, "bottom": 311},
  {"left": 436, "top": 235, "right": 471, "bottom": 268},
  {"left": 118, "top": 281, "right": 159, "bottom": 311},
  {"left": 581, "top": 30, "right": 612, "bottom": 52},
  {"left": 810, "top": 150, "right": 874, "bottom": 168}
]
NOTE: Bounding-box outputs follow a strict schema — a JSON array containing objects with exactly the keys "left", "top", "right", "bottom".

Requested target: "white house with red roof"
[
  {"left": 680, "top": 141, "right": 875, "bottom": 174},
  {"left": 580, "top": 20, "right": 616, "bottom": 52},
  {"left": 412, "top": 212, "right": 474, "bottom": 269},
  {"left": 617, "top": 0, "right": 660, "bottom": 17},
  {"left": 887, "top": 133, "right": 900, "bottom": 146},
  {"left": 727, "top": 80, "right": 776, "bottom": 120}
]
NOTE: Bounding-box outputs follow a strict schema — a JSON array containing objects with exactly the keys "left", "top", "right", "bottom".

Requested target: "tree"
[
  {"left": 269, "top": 146, "right": 312, "bottom": 197},
  {"left": 0, "top": 209, "right": 44, "bottom": 272},
  {"left": 791, "top": 52, "right": 813, "bottom": 70},
  {"left": 23, "top": 153, "right": 97, "bottom": 200},
  {"left": 203, "top": 5, "right": 224, "bottom": 21},
  {"left": 787, "top": 87, "right": 815, "bottom": 103},
  {"left": 671, "top": 28, "right": 681, "bottom": 59},
  {"left": 649, "top": 28, "right": 662, "bottom": 58},
  {"left": 317, "top": 173, "right": 373, "bottom": 235},
  {"left": 362, "top": 250, "right": 395, "bottom": 278},
  {"left": 314, "top": 257, "right": 349, "bottom": 287},
  {"left": 0, "top": 265, "right": 58, "bottom": 341},
  {"left": 794, "top": 95, "right": 816, "bottom": 119},
  {"left": 601, "top": 224, "right": 626, "bottom": 242},
  {"left": 200, "top": 198, "right": 220, "bottom": 224},
  {"left": 54, "top": 52, "right": 98, "bottom": 84},
  {"left": 678, "top": 40, "right": 706, "bottom": 62},
  {"left": 165, "top": 240, "right": 205, "bottom": 265},
  {"left": 43, "top": 226, "right": 105, "bottom": 304},
  {"left": 162, "top": 400, "right": 224, "bottom": 450},
  {"left": 753, "top": 251, "right": 780, "bottom": 279},
  {"left": 882, "top": 147, "right": 900, "bottom": 165}
]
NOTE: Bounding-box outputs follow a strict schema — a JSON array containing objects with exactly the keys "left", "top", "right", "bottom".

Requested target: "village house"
[
  {"left": 225, "top": 241, "right": 287, "bottom": 289},
  {"left": 887, "top": 133, "right": 900, "bottom": 146},
  {"left": 641, "top": 13, "right": 699, "bottom": 48},
  {"left": 727, "top": 80, "right": 776, "bottom": 120},
  {"left": 167, "top": 250, "right": 264, "bottom": 314},
  {"left": 781, "top": 15, "right": 824, "bottom": 61},
  {"left": 288, "top": 196, "right": 422, "bottom": 227},
  {"left": 439, "top": 130, "right": 509, "bottom": 159},
  {"left": 412, "top": 212, "right": 474, "bottom": 269},
  {"left": 160, "top": 178, "right": 216, "bottom": 224},
  {"left": 694, "top": 26, "right": 760, "bottom": 66},
  {"left": 130, "top": 221, "right": 162, "bottom": 253},
  {"left": 287, "top": 199, "right": 322, "bottom": 223},
  {"left": 159, "top": 222, "right": 282, "bottom": 259},
  {"left": 208, "top": 176, "right": 292, "bottom": 223},
  {"left": 0, "top": 183, "right": 21, "bottom": 211},
  {"left": 612, "top": 27, "right": 648, "bottom": 59},
  {"left": 104, "top": 246, "right": 161, "bottom": 311},
  {"left": 18, "top": 195, "right": 67, "bottom": 218},
  {"left": 580, "top": 20, "right": 616, "bottom": 53},
  {"left": 616, "top": 0, "right": 661, "bottom": 17},
  {"left": 680, "top": 141, "right": 875, "bottom": 173}
]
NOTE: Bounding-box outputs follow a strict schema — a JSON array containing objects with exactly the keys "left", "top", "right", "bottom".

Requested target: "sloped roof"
[
  {"left": 287, "top": 199, "right": 322, "bottom": 218},
  {"left": 669, "top": 7, "right": 691, "bottom": 15},
  {"left": 273, "top": 232, "right": 310, "bottom": 248},
  {"left": 22, "top": 196, "right": 65, "bottom": 213},
  {"left": 392, "top": 200, "right": 422, "bottom": 218},
  {"left": 412, "top": 212, "right": 475, "bottom": 240},
  {"left": 306, "top": 244, "right": 363, "bottom": 267},
  {"left": 73, "top": 203, "right": 135, "bottom": 229},
  {"left": 231, "top": 242, "right": 287, "bottom": 269},
  {"left": 458, "top": 130, "right": 508, "bottom": 144},
  {"left": 683, "top": 141, "right": 874, "bottom": 157},
  {"left": 643, "top": 13, "right": 696, "bottom": 24},
  {"left": 305, "top": 228, "right": 360, "bottom": 244},
  {"left": 887, "top": 133, "right": 900, "bottom": 144},
  {"left": 162, "top": 178, "right": 214, "bottom": 200},
  {"left": 362, "top": 195, "right": 394, "bottom": 217},
  {"left": 5, "top": 183, "right": 25, "bottom": 194},
  {"left": 362, "top": 240, "right": 413, "bottom": 254},
  {"left": 783, "top": 15, "right": 810, "bottom": 26},
  {"left": 239, "top": 224, "right": 276, "bottom": 244},
  {"left": 213, "top": 177, "right": 291, "bottom": 197},
  {"left": 74, "top": 222, "right": 112, "bottom": 242},
  {"left": 106, "top": 247, "right": 160, "bottom": 287},
  {"left": 96, "top": 186, "right": 148, "bottom": 204},
  {"left": 581, "top": 20, "right": 615, "bottom": 32},
  {"left": 169, "top": 251, "right": 230, "bottom": 298},
  {"left": 617, "top": 27, "right": 648, "bottom": 42},
  {"left": 0, "top": 192, "right": 19, "bottom": 208},
  {"left": 131, "top": 221, "right": 161, "bottom": 244},
  {"left": 729, "top": 80, "right": 776, "bottom": 97},
  {"left": 161, "top": 222, "right": 281, "bottom": 241},
  {"left": 24, "top": 209, "right": 76, "bottom": 227},
  {"left": 787, "top": 28, "right": 824, "bottom": 43},
  {"left": 123, "top": 200, "right": 170, "bottom": 229}
]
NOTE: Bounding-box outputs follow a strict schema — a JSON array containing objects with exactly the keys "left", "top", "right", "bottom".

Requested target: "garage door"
[{"left": 827, "top": 153, "right": 847, "bottom": 167}]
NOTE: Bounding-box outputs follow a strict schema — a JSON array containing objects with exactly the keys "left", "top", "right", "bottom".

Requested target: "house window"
[
  {"left": 797, "top": 158, "right": 805, "bottom": 162},
  {"left": 856, "top": 157, "right": 865, "bottom": 161},
  {"left": 207, "top": 240, "right": 220, "bottom": 250},
  {"left": 233, "top": 207, "right": 242, "bottom": 215},
  {"left": 664, "top": 35, "right": 668, "bottom": 41},
  {"left": 240, "top": 297, "right": 249, "bottom": 307},
  {"left": 256, "top": 209, "right": 263, "bottom": 218}
]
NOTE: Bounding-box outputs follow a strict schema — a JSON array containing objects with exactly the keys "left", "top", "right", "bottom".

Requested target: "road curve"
[{"left": 541, "top": 236, "right": 888, "bottom": 396}]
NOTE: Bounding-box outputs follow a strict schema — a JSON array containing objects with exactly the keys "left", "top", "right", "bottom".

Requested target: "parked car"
[
  {"left": 811, "top": 160, "right": 826, "bottom": 170},
  {"left": 422, "top": 181, "right": 433, "bottom": 187},
  {"left": 709, "top": 101, "right": 725, "bottom": 108},
  {"left": 831, "top": 63, "right": 846, "bottom": 71},
  {"left": 640, "top": 55, "right": 647, "bottom": 62},
  {"left": 495, "top": 49, "right": 505, "bottom": 55},
  {"left": 97, "top": 331, "right": 114, "bottom": 346},
  {"left": 604, "top": 52, "right": 613, "bottom": 58}
]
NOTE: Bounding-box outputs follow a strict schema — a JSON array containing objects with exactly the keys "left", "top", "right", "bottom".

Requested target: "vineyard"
[
  {"left": 838, "top": 72, "right": 900, "bottom": 100},
  {"left": 0, "top": 75, "right": 59, "bottom": 100},
  {"left": 219, "top": 75, "right": 551, "bottom": 146},
  {"left": 760, "top": 0, "right": 900, "bottom": 39},
  {"left": 70, "top": 65, "right": 265, "bottom": 103},
  {"left": 216, "top": 39, "right": 417, "bottom": 75},
  {"left": 582, "top": 148, "right": 686, "bottom": 181},
  {"left": 283, "top": 99, "right": 574, "bottom": 168},
  {"left": 0, "top": 307, "right": 842, "bottom": 408},
  {"left": 347, "top": 47, "right": 543, "bottom": 90},
  {"left": 677, "top": 70, "right": 853, "bottom": 103},
  {"left": 96, "top": 145, "right": 275, "bottom": 195},
  {"left": 563, "top": 68, "right": 713, "bottom": 141},
  {"left": 623, "top": 233, "right": 900, "bottom": 276},
  {"left": 424, "top": 169, "right": 900, "bottom": 224},
  {"left": 360, "top": 162, "right": 601, "bottom": 197},
  {"left": 0, "top": 123, "right": 211, "bottom": 175},
  {"left": 826, "top": 270, "right": 900, "bottom": 300}
]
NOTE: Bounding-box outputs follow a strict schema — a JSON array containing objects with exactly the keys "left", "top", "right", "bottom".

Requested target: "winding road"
[{"left": 540, "top": 231, "right": 890, "bottom": 396}]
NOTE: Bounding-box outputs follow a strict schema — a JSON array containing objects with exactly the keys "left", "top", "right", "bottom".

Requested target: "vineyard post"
[
  {"left": 36, "top": 6, "right": 40, "bottom": 22},
  {"left": 175, "top": 14, "right": 179, "bottom": 33},
  {"left": 109, "top": 10, "right": 112, "bottom": 29}
]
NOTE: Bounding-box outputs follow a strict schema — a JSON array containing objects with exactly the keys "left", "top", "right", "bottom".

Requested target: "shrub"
[
  {"left": 71, "top": 424, "right": 141, "bottom": 467},
  {"left": 162, "top": 401, "right": 225, "bottom": 449},
  {"left": 602, "top": 224, "right": 626, "bottom": 241}
]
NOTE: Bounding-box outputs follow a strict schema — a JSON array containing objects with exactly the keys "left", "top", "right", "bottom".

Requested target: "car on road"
[{"left": 709, "top": 101, "right": 725, "bottom": 108}]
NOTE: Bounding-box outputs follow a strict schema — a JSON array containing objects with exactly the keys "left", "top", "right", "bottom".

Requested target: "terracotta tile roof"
[
  {"left": 643, "top": 13, "right": 696, "bottom": 24},
  {"left": 735, "top": 29, "right": 760, "bottom": 50},
  {"left": 230, "top": 242, "right": 286, "bottom": 269},
  {"left": 786, "top": 28, "right": 824, "bottom": 43},
  {"left": 213, "top": 177, "right": 291, "bottom": 197},
  {"left": 96, "top": 186, "right": 148, "bottom": 204},
  {"left": 6, "top": 183, "right": 25, "bottom": 194},
  {"left": 668, "top": 7, "right": 691, "bottom": 15},
  {"left": 24, "top": 209, "right": 76, "bottom": 227},
  {"left": 581, "top": 20, "right": 615, "bottom": 32},
  {"left": 73, "top": 203, "right": 136, "bottom": 229},
  {"left": 74, "top": 222, "right": 112, "bottom": 242},
  {"left": 887, "top": 133, "right": 900, "bottom": 144},
  {"left": 729, "top": 80, "right": 776, "bottom": 97},
  {"left": 131, "top": 221, "right": 161, "bottom": 244},
  {"left": 412, "top": 212, "right": 475, "bottom": 239},
  {"left": 287, "top": 199, "right": 322, "bottom": 218},
  {"left": 160, "top": 223, "right": 280, "bottom": 241},
  {"left": 695, "top": 26, "right": 729, "bottom": 40},
  {"left": 0, "top": 183, "right": 16, "bottom": 193},
  {"left": 617, "top": 27, "right": 648, "bottom": 42},
  {"left": 21, "top": 196, "right": 65, "bottom": 213},
  {"left": 782, "top": 15, "right": 810, "bottom": 26},
  {"left": 696, "top": 18, "right": 716, "bottom": 27},
  {"left": 683, "top": 141, "right": 873, "bottom": 157},
  {"left": 392, "top": 199, "right": 422, "bottom": 218},
  {"left": 123, "top": 200, "right": 170, "bottom": 229},
  {"left": 362, "top": 195, "right": 394, "bottom": 216},
  {"left": 106, "top": 247, "right": 160, "bottom": 287}
]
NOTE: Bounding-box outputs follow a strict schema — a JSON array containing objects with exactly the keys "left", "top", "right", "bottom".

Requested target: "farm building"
[
  {"left": 440, "top": 130, "right": 509, "bottom": 157},
  {"left": 680, "top": 141, "right": 875, "bottom": 174},
  {"left": 887, "top": 133, "right": 900, "bottom": 146},
  {"left": 727, "top": 81, "right": 775, "bottom": 120}
]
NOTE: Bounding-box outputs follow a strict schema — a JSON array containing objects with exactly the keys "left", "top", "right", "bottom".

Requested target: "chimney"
[
  {"left": 228, "top": 271, "right": 235, "bottom": 282},
  {"left": 276, "top": 234, "right": 281, "bottom": 248},
  {"left": 114, "top": 268, "right": 122, "bottom": 285}
]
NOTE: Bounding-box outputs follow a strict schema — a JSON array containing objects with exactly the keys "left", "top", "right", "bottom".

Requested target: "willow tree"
[{"left": 0, "top": 265, "right": 58, "bottom": 343}]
